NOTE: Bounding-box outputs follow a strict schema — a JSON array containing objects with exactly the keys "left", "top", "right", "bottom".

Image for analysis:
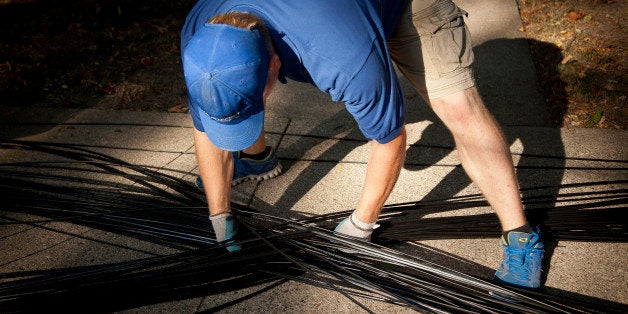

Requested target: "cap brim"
[{"left": 199, "top": 109, "right": 264, "bottom": 152}]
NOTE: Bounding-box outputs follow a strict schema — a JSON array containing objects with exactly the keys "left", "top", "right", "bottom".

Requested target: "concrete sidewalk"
[{"left": 1, "top": 0, "right": 626, "bottom": 312}]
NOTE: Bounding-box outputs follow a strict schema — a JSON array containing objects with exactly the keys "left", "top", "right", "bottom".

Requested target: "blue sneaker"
[
  {"left": 223, "top": 215, "right": 241, "bottom": 252},
  {"left": 232, "top": 147, "right": 282, "bottom": 186},
  {"left": 195, "top": 146, "right": 282, "bottom": 188},
  {"left": 494, "top": 226, "right": 545, "bottom": 289}
]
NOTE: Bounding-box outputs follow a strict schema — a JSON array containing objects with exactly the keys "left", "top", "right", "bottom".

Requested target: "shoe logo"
[{"left": 519, "top": 238, "right": 528, "bottom": 243}]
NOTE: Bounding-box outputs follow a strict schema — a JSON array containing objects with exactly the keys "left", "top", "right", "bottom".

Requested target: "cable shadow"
[
  {"left": 1, "top": 140, "right": 625, "bottom": 313},
  {"left": 262, "top": 108, "right": 367, "bottom": 220}
]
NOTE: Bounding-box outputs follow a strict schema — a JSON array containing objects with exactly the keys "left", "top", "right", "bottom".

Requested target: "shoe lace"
[{"left": 504, "top": 233, "right": 544, "bottom": 279}]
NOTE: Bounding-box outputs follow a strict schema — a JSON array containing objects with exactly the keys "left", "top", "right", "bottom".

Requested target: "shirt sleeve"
[{"left": 339, "top": 42, "right": 406, "bottom": 144}]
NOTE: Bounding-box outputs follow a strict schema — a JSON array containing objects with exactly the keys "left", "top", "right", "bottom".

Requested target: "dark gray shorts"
[{"left": 388, "top": 0, "right": 476, "bottom": 100}]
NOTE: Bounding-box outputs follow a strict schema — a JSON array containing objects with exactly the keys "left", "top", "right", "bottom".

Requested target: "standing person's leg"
[
  {"left": 431, "top": 89, "right": 544, "bottom": 290},
  {"left": 388, "top": 0, "right": 544, "bottom": 289},
  {"left": 431, "top": 88, "right": 527, "bottom": 230}
]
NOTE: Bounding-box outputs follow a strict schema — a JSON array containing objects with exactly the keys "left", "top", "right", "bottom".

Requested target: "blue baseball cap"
[{"left": 183, "top": 23, "right": 269, "bottom": 151}]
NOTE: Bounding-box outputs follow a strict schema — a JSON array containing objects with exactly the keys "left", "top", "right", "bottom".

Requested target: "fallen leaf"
[
  {"left": 603, "top": 81, "right": 617, "bottom": 91},
  {"left": 140, "top": 57, "right": 152, "bottom": 66},
  {"left": 101, "top": 85, "right": 117, "bottom": 95},
  {"left": 0, "top": 61, "right": 11, "bottom": 73},
  {"left": 153, "top": 25, "right": 168, "bottom": 34},
  {"left": 561, "top": 55, "right": 574, "bottom": 64},
  {"left": 567, "top": 11, "right": 580, "bottom": 22},
  {"left": 168, "top": 103, "right": 188, "bottom": 113},
  {"left": 585, "top": 109, "right": 603, "bottom": 127}
]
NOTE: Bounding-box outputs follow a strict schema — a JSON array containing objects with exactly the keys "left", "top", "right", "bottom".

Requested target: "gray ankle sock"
[
  {"left": 209, "top": 212, "right": 232, "bottom": 242},
  {"left": 336, "top": 212, "right": 378, "bottom": 239}
]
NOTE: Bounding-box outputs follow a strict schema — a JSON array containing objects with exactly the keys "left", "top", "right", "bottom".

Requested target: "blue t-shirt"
[{"left": 181, "top": 0, "right": 407, "bottom": 144}]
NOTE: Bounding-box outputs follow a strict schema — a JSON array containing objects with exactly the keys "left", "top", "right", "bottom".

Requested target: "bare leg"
[
  {"left": 242, "top": 131, "right": 267, "bottom": 155},
  {"left": 194, "top": 128, "right": 233, "bottom": 216},
  {"left": 429, "top": 87, "right": 527, "bottom": 231},
  {"left": 354, "top": 128, "right": 407, "bottom": 223}
]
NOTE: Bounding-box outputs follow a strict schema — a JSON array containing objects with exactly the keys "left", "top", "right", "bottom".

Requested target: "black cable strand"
[{"left": 1, "top": 140, "right": 626, "bottom": 313}]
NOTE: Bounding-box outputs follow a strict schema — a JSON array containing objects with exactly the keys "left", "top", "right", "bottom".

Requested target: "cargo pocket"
[{"left": 413, "top": 2, "right": 474, "bottom": 77}]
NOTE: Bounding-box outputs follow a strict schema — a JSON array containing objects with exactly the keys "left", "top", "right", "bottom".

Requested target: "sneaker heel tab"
[{"left": 501, "top": 234, "right": 509, "bottom": 246}]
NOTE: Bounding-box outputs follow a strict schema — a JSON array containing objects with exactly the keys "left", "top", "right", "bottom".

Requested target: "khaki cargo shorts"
[{"left": 388, "top": 0, "right": 476, "bottom": 100}]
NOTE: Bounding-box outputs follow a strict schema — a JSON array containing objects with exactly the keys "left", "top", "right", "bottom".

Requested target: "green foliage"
[{"left": 585, "top": 109, "right": 603, "bottom": 127}]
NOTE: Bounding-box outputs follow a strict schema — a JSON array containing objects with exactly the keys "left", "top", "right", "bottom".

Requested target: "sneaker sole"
[{"left": 231, "top": 163, "right": 283, "bottom": 186}]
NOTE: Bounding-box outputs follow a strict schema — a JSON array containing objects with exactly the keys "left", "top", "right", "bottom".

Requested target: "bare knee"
[{"left": 430, "top": 87, "right": 502, "bottom": 139}]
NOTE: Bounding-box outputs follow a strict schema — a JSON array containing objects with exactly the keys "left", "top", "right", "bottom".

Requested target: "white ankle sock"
[{"left": 336, "top": 212, "right": 378, "bottom": 239}]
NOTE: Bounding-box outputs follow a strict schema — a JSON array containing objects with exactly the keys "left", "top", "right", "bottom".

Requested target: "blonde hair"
[{"left": 209, "top": 12, "right": 274, "bottom": 55}]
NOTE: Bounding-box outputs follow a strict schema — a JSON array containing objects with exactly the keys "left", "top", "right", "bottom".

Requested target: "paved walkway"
[{"left": 1, "top": 0, "right": 626, "bottom": 312}]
